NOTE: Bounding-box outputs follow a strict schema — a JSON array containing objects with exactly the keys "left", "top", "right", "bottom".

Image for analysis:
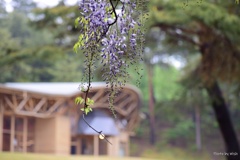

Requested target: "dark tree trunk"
[
  {"left": 206, "top": 82, "right": 240, "bottom": 160},
  {"left": 147, "top": 66, "right": 156, "bottom": 145},
  {"left": 195, "top": 105, "right": 202, "bottom": 151}
]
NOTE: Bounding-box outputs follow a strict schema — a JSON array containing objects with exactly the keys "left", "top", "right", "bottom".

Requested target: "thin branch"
[
  {"left": 81, "top": 45, "right": 112, "bottom": 145},
  {"left": 114, "top": 0, "right": 119, "bottom": 9},
  {"left": 80, "top": 0, "right": 121, "bottom": 146},
  {"left": 82, "top": 114, "right": 99, "bottom": 133},
  {"left": 108, "top": 0, "right": 118, "bottom": 25},
  {"left": 83, "top": 53, "right": 92, "bottom": 110},
  {"left": 97, "top": 0, "right": 119, "bottom": 42},
  {"left": 82, "top": 114, "right": 113, "bottom": 145}
]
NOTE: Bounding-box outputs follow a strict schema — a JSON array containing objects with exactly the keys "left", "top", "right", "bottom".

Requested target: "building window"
[
  {"left": 1, "top": 115, "right": 35, "bottom": 152},
  {"left": 3, "top": 116, "right": 11, "bottom": 151},
  {"left": 81, "top": 136, "right": 93, "bottom": 155},
  {"left": 99, "top": 136, "right": 107, "bottom": 155},
  {"left": 14, "top": 117, "right": 23, "bottom": 152},
  {"left": 27, "top": 118, "right": 35, "bottom": 152}
]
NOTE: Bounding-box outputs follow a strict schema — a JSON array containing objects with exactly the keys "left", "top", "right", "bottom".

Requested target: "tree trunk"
[
  {"left": 195, "top": 105, "right": 202, "bottom": 151},
  {"left": 206, "top": 82, "right": 240, "bottom": 160},
  {"left": 147, "top": 65, "right": 156, "bottom": 145}
]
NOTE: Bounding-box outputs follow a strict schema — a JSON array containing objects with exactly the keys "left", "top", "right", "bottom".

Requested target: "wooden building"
[{"left": 0, "top": 82, "right": 141, "bottom": 156}]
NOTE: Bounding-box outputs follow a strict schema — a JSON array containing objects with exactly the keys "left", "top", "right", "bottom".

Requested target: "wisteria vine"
[{"left": 74, "top": 0, "right": 148, "bottom": 143}]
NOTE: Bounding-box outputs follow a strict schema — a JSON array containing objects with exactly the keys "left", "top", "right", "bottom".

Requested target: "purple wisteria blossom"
[
  {"left": 76, "top": 0, "right": 143, "bottom": 85},
  {"left": 75, "top": 0, "right": 146, "bottom": 115}
]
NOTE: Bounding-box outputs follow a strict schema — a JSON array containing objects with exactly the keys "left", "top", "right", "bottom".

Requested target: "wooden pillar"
[
  {"left": 76, "top": 137, "right": 81, "bottom": 155},
  {"left": 93, "top": 135, "right": 99, "bottom": 156},
  {"left": 10, "top": 115, "right": 15, "bottom": 152},
  {"left": 0, "top": 101, "right": 3, "bottom": 152},
  {"left": 23, "top": 117, "right": 28, "bottom": 152},
  {"left": 126, "top": 136, "right": 129, "bottom": 156},
  {"left": 107, "top": 137, "right": 118, "bottom": 156},
  {"left": 123, "top": 132, "right": 130, "bottom": 157},
  {"left": 115, "top": 136, "right": 120, "bottom": 156},
  {"left": 107, "top": 137, "right": 113, "bottom": 156}
]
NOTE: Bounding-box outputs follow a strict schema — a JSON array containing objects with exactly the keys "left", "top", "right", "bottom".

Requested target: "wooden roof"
[{"left": 0, "top": 82, "right": 142, "bottom": 130}]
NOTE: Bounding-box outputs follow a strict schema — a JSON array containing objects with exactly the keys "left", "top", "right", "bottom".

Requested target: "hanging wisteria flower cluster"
[{"left": 74, "top": 0, "right": 148, "bottom": 117}]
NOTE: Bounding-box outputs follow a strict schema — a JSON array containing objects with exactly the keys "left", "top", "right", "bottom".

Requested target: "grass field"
[
  {"left": 0, "top": 149, "right": 214, "bottom": 160},
  {"left": 141, "top": 147, "right": 213, "bottom": 160},
  {"left": 0, "top": 152, "right": 158, "bottom": 160}
]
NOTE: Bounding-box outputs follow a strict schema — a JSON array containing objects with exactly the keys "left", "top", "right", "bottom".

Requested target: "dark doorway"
[{"left": 71, "top": 145, "right": 76, "bottom": 154}]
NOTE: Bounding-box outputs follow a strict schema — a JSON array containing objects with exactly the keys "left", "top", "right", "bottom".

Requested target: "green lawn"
[
  {"left": 0, "top": 148, "right": 213, "bottom": 160},
  {"left": 141, "top": 147, "right": 212, "bottom": 160},
  {"left": 0, "top": 152, "right": 158, "bottom": 160}
]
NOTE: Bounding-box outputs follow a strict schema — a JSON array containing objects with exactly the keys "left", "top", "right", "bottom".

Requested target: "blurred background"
[{"left": 0, "top": 0, "right": 240, "bottom": 160}]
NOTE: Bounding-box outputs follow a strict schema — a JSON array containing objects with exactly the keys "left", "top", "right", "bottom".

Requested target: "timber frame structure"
[{"left": 0, "top": 82, "right": 141, "bottom": 156}]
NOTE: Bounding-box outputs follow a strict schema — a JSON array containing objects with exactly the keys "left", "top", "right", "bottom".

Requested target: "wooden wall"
[
  {"left": 34, "top": 116, "right": 70, "bottom": 155},
  {"left": 55, "top": 116, "right": 71, "bottom": 154},
  {"left": 107, "top": 131, "right": 129, "bottom": 157}
]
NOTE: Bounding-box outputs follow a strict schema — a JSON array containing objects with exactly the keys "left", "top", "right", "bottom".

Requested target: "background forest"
[{"left": 0, "top": 0, "right": 240, "bottom": 160}]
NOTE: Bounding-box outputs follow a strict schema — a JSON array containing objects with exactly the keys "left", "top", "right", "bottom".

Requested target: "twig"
[
  {"left": 96, "top": 0, "right": 119, "bottom": 43},
  {"left": 82, "top": 114, "right": 113, "bottom": 145},
  {"left": 108, "top": 0, "right": 118, "bottom": 25},
  {"left": 81, "top": 0, "right": 120, "bottom": 146}
]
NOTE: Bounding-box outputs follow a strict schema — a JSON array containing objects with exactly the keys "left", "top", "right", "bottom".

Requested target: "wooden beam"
[
  {"left": 16, "top": 97, "right": 30, "bottom": 112},
  {"left": 92, "top": 103, "right": 128, "bottom": 116},
  {"left": 127, "top": 110, "right": 138, "bottom": 130},
  {"left": 55, "top": 106, "right": 68, "bottom": 117},
  {"left": 0, "top": 100, "right": 3, "bottom": 152},
  {"left": 33, "top": 98, "right": 47, "bottom": 113},
  {"left": 14, "top": 111, "right": 49, "bottom": 118},
  {"left": 97, "top": 90, "right": 109, "bottom": 103},
  {"left": 3, "top": 111, "right": 15, "bottom": 116},
  {"left": 4, "top": 96, "right": 14, "bottom": 111},
  {"left": 126, "top": 102, "right": 137, "bottom": 115},
  {"left": 27, "top": 98, "right": 34, "bottom": 111},
  {"left": 23, "top": 117, "right": 27, "bottom": 153},
  {"left": 10, "top": 115, "right": 15, "bottom": 152},
  {"left": 114, "top": 106, "right": 128, "bottom": 116},
  {"left": 47, "top": 99, "right": 65, "bottom": 114},
  {"left": 113, "top": 93, "right": 129, "bottom": 104},
  {"left": 12, "top": 95, "right": 17, "bottom": 108},
  {"left": 91, "top": 89, "right": 104, "bottom": 102},
  {"left": 92, "top": 102, "right": 108, "bottom": 109},
  {"left": 118, "top": 97, "right": 132, "bottom": 110}
]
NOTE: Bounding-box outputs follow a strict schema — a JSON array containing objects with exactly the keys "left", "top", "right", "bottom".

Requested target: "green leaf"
[
  {"left": 74, "top": 17, "right": 80, "bottom": 28},
  {"left": 87, "top": 98, "right": 94, "bottom": 106},
  {"left": 81, "top": 107, "right": 93, "bottom": 115},
  {"left": 75, "top": 97, "right": 84, "bottom": 105},
  {"left": 73, "top": 42, "right": 80, "bottom": 53},
  {"left": 111, "top": 13, "right": 115, "bottom": 19}
]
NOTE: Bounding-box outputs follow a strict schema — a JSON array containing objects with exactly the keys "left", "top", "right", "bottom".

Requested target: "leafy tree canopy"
[{"left": 148, "top": 0, "right": 240, "bottom": 84}]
